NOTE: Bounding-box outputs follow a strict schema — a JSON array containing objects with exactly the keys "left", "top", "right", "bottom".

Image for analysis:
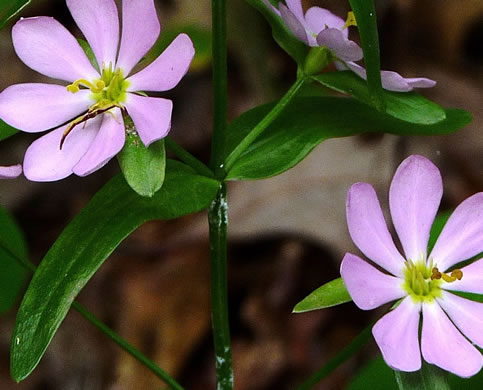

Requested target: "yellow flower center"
[
  {"left": 403, "top": 259, "right": 463, "bottom": 303},
  {"left": 61, "top": 64, "right": 130, "bottom": 148}
]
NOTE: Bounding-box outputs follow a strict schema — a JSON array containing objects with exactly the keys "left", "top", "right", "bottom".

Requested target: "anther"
[{"left": 343, "top": 11, "right": 357, "bottom": 30}]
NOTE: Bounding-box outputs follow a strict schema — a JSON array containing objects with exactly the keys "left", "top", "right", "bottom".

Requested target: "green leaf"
[
  {"left": 77, "top": 38, "right": 100, "bottom": 73},
  {"left": 0, "top": 120, "right": 18, "bottom": 142},
  {"left": 118, "top": 116, "right": 166, "bottom": 197},
  {"left": 11, "top": 160, "right": 219, "bottom": 381},
  {"left": 0, "top": 207, "right": 28, "bottom": 314},
  {"left": 349, "top": 357, "right": 483, "bottom": 390},
  {"left": 0, "top": 0, "right": 29, "bottom": 29},
  {"left": 348, "top": 0, "right": 385, "bottom": 111},
  {"left": 395, "top": 363, "right": 450, "bottom": 390},
  {"left": 293, "top": 278, "right": 351, "bottom": 313},
  {"left": 142, "top": 24, "right": 212, "bottom": 72},
  {"left": 313, "top": 71, "right": 446, "bottom": 125},
  {"left": 428, "top": 210, "right": 452, "bottom": 253},
  {"left": 225, "top": 97, "right": 471, "bottom": 180},
  {"left": 245, "top": 0, "right": 308, "bottom": 66}
]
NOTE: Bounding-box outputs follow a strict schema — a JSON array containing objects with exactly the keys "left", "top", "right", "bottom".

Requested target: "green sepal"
[
  {"left": 118, "top": 115, "right": 166, "bottom": 198},
  {"left": 293, "top": 277, "right": 352, "bottom": 313},
  {"left": 77, "top": 38, "right": 100, "bottom": 73},
  {"left": 394, "top": 363, "right": 450, "bottom": 390},
  {"left": 0, "top": 0, "right": 29, "bottom": 29},
  {"left": 313, "top": 71, "right": 446, "bottom": 125},
  {"left": 10, "top": 160, "right": 219, "bottom": 382},
  {"left": 304, "top": 47, "right": 333, "bottom": 76},
  {"left": 0, "top": 207, "right": 28, "bottom": 314}
]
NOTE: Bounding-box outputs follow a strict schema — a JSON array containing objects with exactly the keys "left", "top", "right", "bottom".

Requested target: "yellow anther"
[
  {"left": 343, "top": 11, "right": 357, "bottom": 30},
  {"left": 431, "top": 267, "right": 463, "bottom": 283}
]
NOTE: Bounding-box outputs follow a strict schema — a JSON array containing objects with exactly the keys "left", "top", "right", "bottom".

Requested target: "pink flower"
[
  {"left": 268, "top": 0, "right": 435, "bottom": 92},
  {"left": 340, "top": 155, "right": 483, "bottom": 377},
  {"left": 0, "top": 164, "right": 22, "bottom": 179},
  {"left": 0, "top": 0, "right": 194, "bottom": 182}
]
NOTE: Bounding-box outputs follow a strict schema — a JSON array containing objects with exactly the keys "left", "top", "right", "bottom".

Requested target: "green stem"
[
  {"left": 296, "top": 324, "right": 372, "bottom": 390},
  {"left": 71, "top": 302, "right": 184, "bottom": 390},
  {"left": 208, "top": 183, "right": 233, "bottom": 389},
  {"left": 210, "top": 0, "right": 228, "bottom": 178},
  {"left": 223, "top": 76, "right": 306, "bottom": 173},
  {"left": 165, "top": 136, "right": 214, "bottom": 178},
  {"left": 0, "top": 242, "right": 182, "bottom": 389}
]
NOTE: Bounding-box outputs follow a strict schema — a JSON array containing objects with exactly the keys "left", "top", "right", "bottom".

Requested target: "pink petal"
[
  {"left": 346, "top": 182, "right": 406, "bottom": 277},
  {"left": 126, "top": 34, "right": 194, "bottom": 92},
  {"left": 279, "top": 4, "right": 310, "bottom": 45},
  {"left": 73, "top": 109, "right": 125, "bottom": 177},
  {"left": 12, "top": 17, "right": 99, "bottom": 82},
  {"left": 345, "top": 62, "right": 435, "bottom": 92},
  {"left": 285, "top": 0, "right": 304, "bottom": 20},
  {"left": 0, "top": 165, "right": 22, "bottom": 179},
  {"left": 316, "top": 28, "right": 363, "bottom": 61},
  {"left": 372, "top": 297, "right": 422, "bottom": 372},
  {"left": 442, "top": 258, "right": 483, "bottom": 294},
  {"left": 305, "top": 7, "right": 346, "bottom": 36},
  {"left": 389, "top": 155, "right": 443, "bottom": 263},
  {"left": 340, "top": 253, "right": 406, "bottom": 310},
  {"left": 0, "top": 84, "right": 93, "bottom": 133},
  {"left": 437, "top": 291, "right": 483, "bottom": 348},
  {"left": 66, "top": 0, "right": 119, "bottom": 69},
  {"left": 23, "top": 119, "right": 100, "bottom": 182},
  {"left": 429, "top": 193, "right": 483, "bottom": 271},
  {"left": 116, "top": 0, "right": 160, "bottom": 76},
  {"left": 421, "top": 302, "right": 483, "bottom": 377},
  {"left": 124, "top": 94, "right": 172, "bottom": 147},
  {"left": 406, "top": 78, "right": 437, "bottom": 89}
]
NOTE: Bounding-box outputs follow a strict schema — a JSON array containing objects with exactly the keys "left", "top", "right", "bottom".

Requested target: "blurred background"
[{"left": 0, "top": 0, "right": 482, "bottom": 388}]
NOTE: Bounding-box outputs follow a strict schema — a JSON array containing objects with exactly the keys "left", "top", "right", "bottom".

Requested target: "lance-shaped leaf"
[
  {"left": 0, "top": 0, "right": 29, "bottom": 29},
  {"left": 293, "top": 278, "right": 351, "bottom": 313},
  {"left": 313, "top": 71, "right": 445, "bottom": 125},
  {"left": 11, "top": 160, "right": 219, "bottom": 381},
  {"left": 225, "top": 97, "right": 471, "bottom": 180},
  {"left": 0, "top": 207, "right": 28, "bottom": 314},
  {"left": 245, "top": 0, "right": 308, "bottom": 65},
  {"left": 118, "top": 116, "right": 166, "bottom": 198},
  {"left": 348, "top": 0, "right": 385, "bottom": 111}
]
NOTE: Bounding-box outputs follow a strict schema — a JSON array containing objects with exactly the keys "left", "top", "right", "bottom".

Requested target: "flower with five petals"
[
  {"left": 341, "top": 155, "right": 483, "bottom": 377},
  {"left": 0, "top": 0, "right": 194, "bottom": 181}
]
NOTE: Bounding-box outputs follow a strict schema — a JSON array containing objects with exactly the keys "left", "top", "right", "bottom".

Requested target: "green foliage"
[
  {"left": 225, "top": 97, "right": 471, "bottom": 180},
  {"left": 348, "top": 0, "right": 385, "bottom": 111},
  {"left": 0, "top": 120, "right": 18, "bottom": 142},
  {"left": 0, "top": 0, "right": 29, "bottom": 29},
  {"left": 118, "top": 117, "right": 166, "bottom": 197},
  {"left": 0, "top": 208, "right": 28, "bottom": 314},
  {"left": 244, "top": 0, "right": 308, "bottom": 66},
  {"left": 78, "top": 38, "right": 100, "bottom": 73},
  {"left": 314, "top": 72, "right": 446, "bottom": 125},
  {"left": 348, "top": 357, "right": 483, "bottom": 390},
  {"left": 394, "top": 364, "right": 450, "bottom": 390},
  {"left": 293, "top": 278, "right": 351, "bottom": 313},
  {"left": 10, "top": 160, "right": 219, "bottom": 381}
]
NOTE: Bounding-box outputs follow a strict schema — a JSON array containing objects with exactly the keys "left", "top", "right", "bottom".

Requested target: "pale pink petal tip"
[
  {"left": 372, "top": 297, "right": 422, "bottom": 372},
  {"left": 0, "top": 164, "right": 22, "bottom": 179},
  {"left": 389, "top": 155, "right": 442, "bottom": 263},
  {"left": 422, "top": 303, "right": 483, "bottom": 377},
  {"left": 340, "top": 253, "right": 405, "bottom": 310}
]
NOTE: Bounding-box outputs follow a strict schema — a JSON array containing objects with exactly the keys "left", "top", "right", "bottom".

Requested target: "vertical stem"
[
  {"left": 208, "top": 183, "right": 233, "bottom": 389},
  {"left": 210, "top": 0, "right": 228, "bottom": 178}
]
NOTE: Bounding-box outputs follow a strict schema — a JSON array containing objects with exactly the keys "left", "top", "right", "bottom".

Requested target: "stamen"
[
  {"left": 67, "top": 78, "right": 105, "bottom": 94},
  {"left": 430, "top": 267, "right": 463, "bottom": 283},
  {"left": 343, "top": 11, "right": 357, "bottom": 30}
]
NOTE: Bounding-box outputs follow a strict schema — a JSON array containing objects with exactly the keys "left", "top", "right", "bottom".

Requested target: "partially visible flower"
[
  {"left": 340, "top": 155, "right": 483, "bottom": 377},
  {"left": 0, "top": 164, "right": 22, "bottom": 179},
  {"left": 267, "top": 0, "right": 435, "bottom": 92},
  {"left": 0, "top": 0, "right": 194, "bottom": 182}
]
